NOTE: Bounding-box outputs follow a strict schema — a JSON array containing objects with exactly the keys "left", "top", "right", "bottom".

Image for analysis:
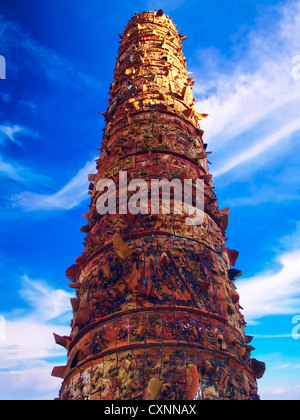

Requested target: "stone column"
[{"left": 52, "top": 10, "right": 265, "bottom": 400}]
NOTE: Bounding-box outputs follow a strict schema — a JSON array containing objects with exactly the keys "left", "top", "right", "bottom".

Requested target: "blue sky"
[{"left": 0, "top": 0, "right": 299, "bottom": 400}]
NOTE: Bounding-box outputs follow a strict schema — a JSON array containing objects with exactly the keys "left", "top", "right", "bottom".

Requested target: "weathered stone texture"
[{"left": 52, "top": 10, "right": 265, "bottom": 400}]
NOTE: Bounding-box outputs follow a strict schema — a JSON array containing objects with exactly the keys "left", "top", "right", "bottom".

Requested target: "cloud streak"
[
  {"left": 18, "top": 275, "right": 73, "bottom": 323},
  {"left": 0, "top": 14, "right": 101, "bottom": 90},
  {"left": 195, "top": 1, "right": 300, "bottom": 177},
  {"left": 0, "top": 123, "right": 44, "bottom": 185},
  {"left": 0, "top": 123, "right": 39, "bottom": 146},
  {"left": 237, "top": 247, "right": 300, "bottom": 322},
  {"left": 0, "top": 275, "right": 73, "bottom": 399},
  {"left": 12, "top": 158, "right": 97, "bottom": 211},
  {"left": 213, "top": 118, "right": 300, "bottom": 177}
]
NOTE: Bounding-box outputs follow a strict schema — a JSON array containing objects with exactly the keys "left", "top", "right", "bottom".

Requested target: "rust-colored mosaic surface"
[{"left": 52, "top": 10, "right": 265, "bottom": 400}]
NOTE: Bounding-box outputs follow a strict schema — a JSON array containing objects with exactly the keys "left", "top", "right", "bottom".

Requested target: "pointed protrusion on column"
[
  {"left": 179, "top": 170, "right": 189, "bottom": 180},
  {"left": 227, "top": 333, "right": 238, "bottom": 345},
  {"left": 219, "top": 208, "right": 230, "bottom": 215},
  {"left": 251, "top": 359, "right": 266, "bottom": 379},
  {"left": 51, "top": 366, "right": 66, "bottom": 379},
  {"left": 156, "top": 9, "right": 164, "bottom": 17},
  {"left": 70, "top": 297, "right": 79, "bottom": 313},
  {"left": 198, "top": 280, "right": 210, "bottom": 292},
  {"left": 246, "top": 335, "right": 254, "bottom": 344},
  {"left": 195, "top": 112, "right": 209, "bottom": 120},
  {"left": 227, "top": 302, "right": 236, "bottom": 315},
  {"left": 157, "top": 252, "right": 170, "bottom": 269},
  {"left": 203, "top": 173, "right": 213, "bottom": 183},
  {"left": 237, "top": 346, "right": 247, "bottom": 358},
  {"left": 65, "top": 264, "right": 80, "bottom": 283},
  {"left": 113, "top": 232, "right": 132, "bottom": 261},
  {"left": 68, "top": 282, "right": 84, "bottom": 290},
  {"left": 80, "top": 224, "right": 90, "bottom": 233},
  {"left": 220, "top": 214, "right": 229, "bottom": 231},
  {"left": 102, "top": 261, "right": 111, "bottom": 280},
  {"left": 53, "top": 333, "right": 71, "bottom": 350},
  {"left": 228, "top": 269, "right": 243, "bottom": 281},
  {"left": 247, "top": 345, "right": 256, "bottom": 354},
  {"left": 88, "top": 174, "right": 96, "bottom": 182},
  {"left": 227, "top": 249, "right": 239, "bottom": 266},
  {"left": 73, "top": 304, "right": 91, "bottom": 327},
  {"left": 204, "top": 360, "right": 212, "bottom": 373}
]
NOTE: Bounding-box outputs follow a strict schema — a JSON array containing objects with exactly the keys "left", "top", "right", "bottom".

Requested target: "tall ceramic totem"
[{"left": 52, "top": 10, "right": 265, "bottom": 400}]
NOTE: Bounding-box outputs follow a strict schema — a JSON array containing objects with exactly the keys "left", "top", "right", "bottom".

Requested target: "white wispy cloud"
[
  {"left": 12, "top": 157, "right": 97, "bottom": 211},
  {"left": 0, "top": 275, "right": 73, "bottom": 399},
  {"left": 195, "top": 0, "right": 300, "bottom": 178},
  {"left": 0, "top": 123, "right": 44, "bottom": 184},
  {"left": 0, "top": 125, "right": 24, "bottom": 145},
  {"left": 0, "top": 157, "right": 51, "bottom": 186},
  {"left": 235, "top": 217, "right": 300, "bottom": 325},
  {"left": 253, "top": 353, "right": 300, "bottom": 400},
  {"left": 212, "top": 118, "right": 300, "bottom": 177},
  {"left": 0, "top": 363, "right": 62, "bottom": 400},
  {"left": 237, "top": 247, "right": 300, "bottom": 323},
  {"left": 0, "top": 157, "right": 26, "bottom": 182},
  {"left": 18, "top": 275, "right": 73, "bottom": 323},
  {"left": 0, "top": 124, "right": 39, "bottom": 146},
  {"left": 0, "top": 14, "right": 101, "bottom": 89}
]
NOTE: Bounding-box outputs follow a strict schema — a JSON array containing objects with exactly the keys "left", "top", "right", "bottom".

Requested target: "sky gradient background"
[{"left": 0, "top": 0, "right": 300, "bottom": 400}]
